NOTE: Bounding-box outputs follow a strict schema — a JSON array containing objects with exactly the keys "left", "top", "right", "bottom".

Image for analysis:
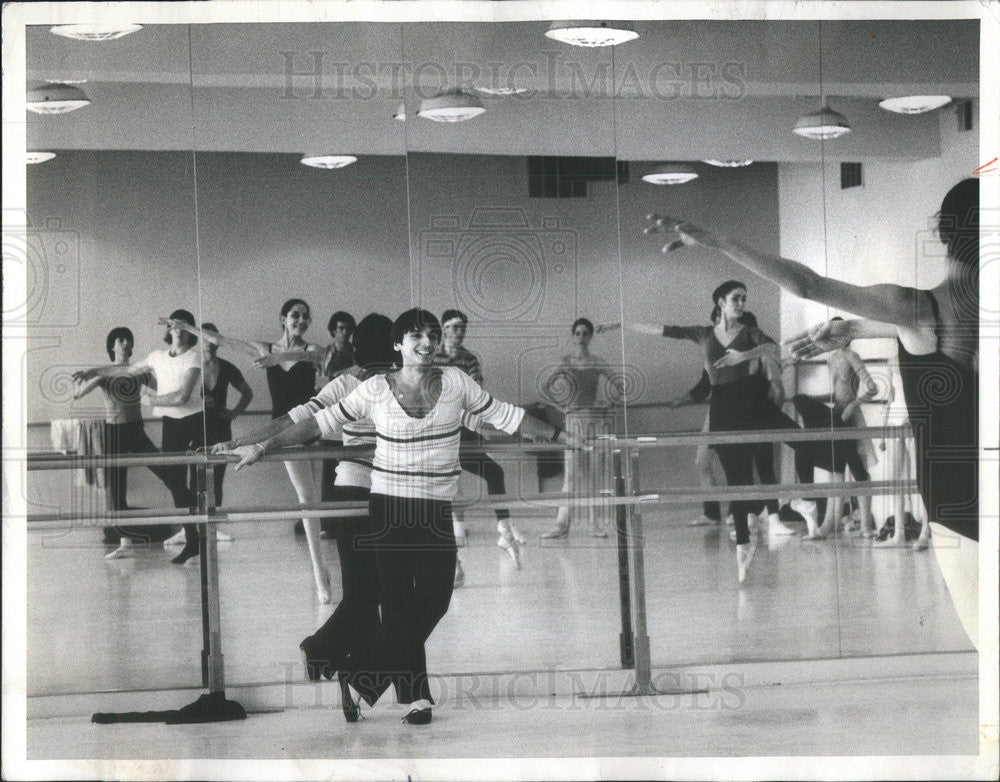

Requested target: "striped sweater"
[
  {"left": 288, "top": 374, "right": 375, "bottom": 488},
  {"left": 314, "top": 367, "right": 524, "bottom": 500}
]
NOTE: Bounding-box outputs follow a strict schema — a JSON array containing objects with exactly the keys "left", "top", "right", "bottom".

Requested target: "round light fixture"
[
  {"left": 50, "top": 24, "right": 143, "bottom": 41},
  {"left": 642, "top": 163, "right": 699, "bottom": 185},
  {"left": 475, "top": 85, "right": 529, "bottom": 96},
  {"left": 417, "top": 89, "right": 486, "bottom": 123},
  {"left": 27, "top": 152, "right": 57, "bottom": 165},
  {"left": 544, "top": 20, "right": 638, "bottom": 47},
  {"left": 392, "top": 102, "right": 406, "bottom": 121},
  {"left": 300, "top": 154, "right": 358, "bottom": 169},
  {"left": 26, "top": 82, "right": 91, "bottom": 114},
  {"left": 793, "top": 103, "right": 852, "bottom": 140},
  {"left": 702, "top": 159, "right": 754, "bottom": 168},
  {"left": 878, "top": 95, "right": 951, "bottom": 115}
]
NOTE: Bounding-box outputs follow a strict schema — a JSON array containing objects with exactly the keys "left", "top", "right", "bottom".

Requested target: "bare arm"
[
  {"left": 647, "top": 217, "right": 931, "bottom": 327},
  {"left": 72, "top": 375, "right": 104, "bottom": 400},
  {"left": 209, "top": 413, "right": 294, "bottom": 452},
  {"left": 517, "top": 412, "right": 585, "bottom": 449},
  {"left": 839, "top": 350, "right": 878, "bottom": 422},
  {"left": 225, "top": 416, "right": 322, "bottom": 471},
  {"left": 713, "top": 342, "right": 780, "bottom": 369},
  {"left": 221, "top": 379, "right": 254, "bottom": 422},
  {"left": 254, "top": 349, "right": 324, "bottom": 369},
  {"left": 161, "top": 318, "right": 268, "bottom": 359},
  {"left": 785, "top": 319, "right": 899, "bottom": 360}
]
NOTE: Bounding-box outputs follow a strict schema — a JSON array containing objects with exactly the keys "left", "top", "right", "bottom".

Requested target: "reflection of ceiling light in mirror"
[
  {"left": 878, "top": 95, "right": 951, "bottom": 114},
  {"left": 300, "top": 155, "right": 358, "bottom": 169},
  {"left": 417, "top": 89, "right": 486, "bottom": 122},
  {"left": 50, "top": 24, "right": 143, "bottom": 41},
  {"left": 475, "top": 86, "right": 528, "bottom": 96},
  {"left": 393, "top": 102, "right": 406, "bottom": 121},
  {"left": 44, "top": 78, "right": 88, "bottom": 85},
  {"left": 26, "top": 82, "right": 91, "bottom": 114},
  {"left": 702, "top": 159, "right": 754, "bottom": 168},
  {"left": 27, "top": 152, "right": 57, "bottom": 165},
  {"left": 642, "top": 163, "right": 699, "bottom": 185},
  {"left": 793, "top": 103, "right": 852, "bottom": 139},
  {"left": 544, "top": 20, "right": 638, "bottom": 47}
]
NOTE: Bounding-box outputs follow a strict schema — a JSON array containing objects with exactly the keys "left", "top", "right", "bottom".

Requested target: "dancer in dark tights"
[{"left": 649, "top": 178, "right": 980, "bottom": 645}]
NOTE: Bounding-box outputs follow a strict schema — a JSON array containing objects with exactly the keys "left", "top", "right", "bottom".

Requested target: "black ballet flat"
[
  {"left": 338, "top": 672, "right": 362, "bottom": 723},
  {"left": 170, "top": 540, "right": 199, "bottom": 565},
  {"left": 299, "top": 640, "right": 333, "bottom": 683},
  {"left": 402, "top": 707, "right": 432, "bottom": 725}
]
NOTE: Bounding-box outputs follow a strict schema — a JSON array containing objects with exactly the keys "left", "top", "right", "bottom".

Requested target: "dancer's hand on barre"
[
  {"left": 644, "top": 214, "right": 725, "bottom": 254},
  {"left": 593, "top": 322, "right": 621, "bottom": 335},
  {"left": 223, "top": 443, "right": 267, "bottom": 471},
  {"left": 206, "top": 440, "right": 238, "bottom": 454},
  {"left": 784, "top": 319, "right": 854, "bottom": 358}
]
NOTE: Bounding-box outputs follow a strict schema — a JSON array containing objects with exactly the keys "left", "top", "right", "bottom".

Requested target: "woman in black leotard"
[
  {"left": 174, "top": 299, "right": 331, "bottom": 603},
  {"left": 650, "top": 178, "right": 980, "bottom": 645}
]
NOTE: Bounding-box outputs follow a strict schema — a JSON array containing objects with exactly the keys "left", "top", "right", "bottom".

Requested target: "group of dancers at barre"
[{"left": 70, "top": 177, "right": 978, "bottom": 724}]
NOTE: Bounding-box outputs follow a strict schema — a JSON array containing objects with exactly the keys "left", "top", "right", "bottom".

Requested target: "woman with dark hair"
[
  {"left": 622, "top": 282, "right": 807, "bottom": 582},
  {"left": 540, "top": 317, "right": 618, "bottom": 538},
  {"left": 72, "top": 326, "right": 187, "bottom": 557},
  {"left": 300, "top": 308, "right": 580, "bottom": 725},
  {"left": 172, "top": 299, "right": 329, "bottom": 600},
  {"left": 219, "top": 313, "right": 399, "bottom": 711},
  {"left": 650, "top": 178, "right": 980, "bottom": 643}
]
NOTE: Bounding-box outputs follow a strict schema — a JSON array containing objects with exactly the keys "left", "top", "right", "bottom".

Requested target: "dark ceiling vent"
[
  {"left": 528, "top": 157, "right": 629, "bottom": 198},
  {"left": 840, "top": 162, "right": 863, "bottom": 190}
]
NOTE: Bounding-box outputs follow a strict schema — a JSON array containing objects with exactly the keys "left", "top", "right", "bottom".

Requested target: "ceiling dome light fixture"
[
  {"left": 793, "top": 102, "right": 852, "bottom": 140},
  {"left": 300, "top": 154, "right": 357, "bottom": 170},
  {"left": 702, "top": 159, "right": 754, "bottom": 168},
  {"left": 544, "top": 20, "right": 638, "bottom": 47},
  {"left": 642, "top": 163, "right": 699, "bottom": 185},
  {"left": 50, "top": 24, "right": 143, "bottom": 41},
  {"left": 417, "top": 89, "right": 486, "bottom": 123},
  {"left": 878, "top": 95, "right": 952, "bottom": 115},
  {"left": 27, "top": 152, "right": 57, "bottom": 165},
  {"left": 26, "top": 82, "right": 91, "bottom": 114},
  {"left": 475, "top": 85, "right": 529, "bottom": 96},
  {"left": 392, "top": 102, "right": 406, "bottom": 121}
]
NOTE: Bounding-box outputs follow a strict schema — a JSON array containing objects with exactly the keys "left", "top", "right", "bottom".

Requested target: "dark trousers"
[
  {"left": 458, "top": 427, "right": 509, "bottom": 522},
  {"left": 161, "top": 413, "right": 206, "bottom": 548},
  {"left": 101, "top": 420, "right": 193, "bottom": 543},
  {"left": 202, "top": 414, "right": 232, "bottom": 507},
  {"left": 348, "top": 493, "right": 457, "bottom": 706},
  {"left": 302, "top": 485, "right": 380, "bottom": 672}
]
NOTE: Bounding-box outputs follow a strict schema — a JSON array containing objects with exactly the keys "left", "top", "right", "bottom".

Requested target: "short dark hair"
[
  {"left": 280, "top": 298, "right": 310, "bottom": 318},
  {"left": 106, "top": 327, "right": 134, "bottom": 360},
  {"left": 392, "top": 308, "right": 442, "bottom": 345},
  {"left": 571, "top": 318, "right": 594, "bottom": 335},
  {"left": 327, "top": 311, "right": 356, "bottom": 336},
  {"left": 441, "top": 309, "right": 468, "bottom": 326},
  {"left": 164, "top": 309, "right": 197, "bottom": 346},
  {"left": 352, "top": 313, "right": 399, "bottom": 370},
  {"left": 936, "top": 178, "right": 978, "bottom": 271}
]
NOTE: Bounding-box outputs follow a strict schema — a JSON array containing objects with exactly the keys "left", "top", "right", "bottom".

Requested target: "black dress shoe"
[
  {"left": 299, "top": 640, "right": 333, "bottom": 682},
  {"left": 402, "top": 707, "right": 432, "bottom": 725},
  {"left": 338, "top": 672, "right": 361, "bottom": 723}
]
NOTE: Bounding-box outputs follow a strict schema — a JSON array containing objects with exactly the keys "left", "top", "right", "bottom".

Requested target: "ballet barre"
[{"left": 21, "top": 426, "right": 919, "bottom": 705}]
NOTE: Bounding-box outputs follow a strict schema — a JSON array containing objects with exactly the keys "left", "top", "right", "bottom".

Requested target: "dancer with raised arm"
[
  {"left": 649, "top": 178, "right": 979, "bottom": 644},
  {"left": 172, "top": 300, "right": 330, "bottom": 602},
  {"left": 540, "top": 318, "right": 618, "bottom": 539},
  {"left": 312, "top": 308, "right": 582, "bottom": 725},
  {"left": 72, "top": 327, "right": 187, "bottom": 557}
]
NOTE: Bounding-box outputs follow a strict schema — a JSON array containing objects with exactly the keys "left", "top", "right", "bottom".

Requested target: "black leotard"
[
  {"left": 896, "top": 294, "right": 978, "bottom": 540},
  {"left": 266, "top": 351, "right": 317, "bottom": 419}
]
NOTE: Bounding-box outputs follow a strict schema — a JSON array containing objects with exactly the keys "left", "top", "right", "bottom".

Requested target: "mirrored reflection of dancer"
[
  {"left": 540, "top": 318, "right": 618, "bottom": 539},
  {"left": 623, "top": 282, "right": 807, "bottom": 583},
  {"left": 134, "top": 310, "right": 205, "bottom": 564},
  {"left": 218, "top": 314, "right": 397, "bottom": 717},
  {"left": 436, "top": 309, "right": 525, "bottom": 586},
  {"left": 320, "top": 309, "right": 580, "bottom": 725},
  {"left": 72, "top": 327, "right": 186, "bottom": 558},
  {"left": 653, "top": 178, "right": 979, "bottom": 645},
  {"left": 173, "top": 300, "right": 330, "bottom": 602},
  {"left": 790, "top": 318, "right": 879, "bottom": 539},
  {"left": 322, "top": 311, "right": 357, "bottom": 382}
]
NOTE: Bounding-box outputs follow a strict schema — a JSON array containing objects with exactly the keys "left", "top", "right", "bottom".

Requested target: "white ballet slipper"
[
  {"left": 767, "top": 512, "right": 796, "bottom": 536},
  {"left": 105, "top": 538, "right": 136, "bottom": 560},
  {"left": 163, "top": 528, "right": 186, "bottom": 547}
]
